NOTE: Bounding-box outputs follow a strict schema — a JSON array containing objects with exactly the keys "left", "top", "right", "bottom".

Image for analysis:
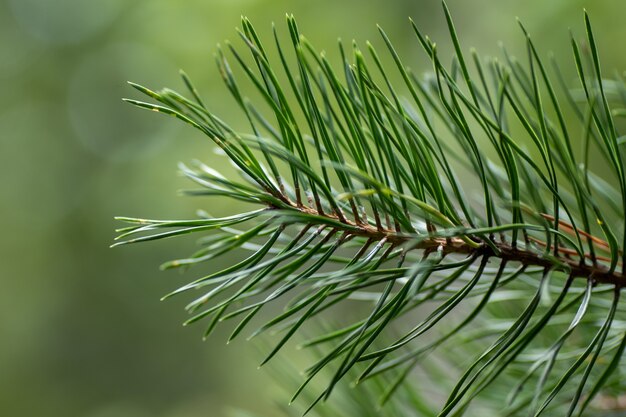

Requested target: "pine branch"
[
  {"left": 260, "top": 203, "right": 626, "bottom": 287},
  {"left": 115, "top": 3, "right": 626, "bottom": 415}
]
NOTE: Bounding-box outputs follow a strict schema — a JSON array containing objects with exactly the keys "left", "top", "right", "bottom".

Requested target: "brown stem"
[{"left": 274, "top": 204, "right": 626, "bottom": 288}]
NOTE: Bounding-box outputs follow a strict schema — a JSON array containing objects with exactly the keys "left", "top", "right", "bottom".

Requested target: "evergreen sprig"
[{"left": 115, "top": 3, "right": 626, "bottom": 415}]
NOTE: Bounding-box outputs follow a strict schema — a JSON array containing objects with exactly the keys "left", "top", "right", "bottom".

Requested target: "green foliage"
[{"left": 115, "top": 3, "right": 626, "bottom": 415}]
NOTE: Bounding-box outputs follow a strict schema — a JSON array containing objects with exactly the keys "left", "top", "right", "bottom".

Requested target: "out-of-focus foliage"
[{"left": 3, "top": 0, "right": 626, "bottom": 416}]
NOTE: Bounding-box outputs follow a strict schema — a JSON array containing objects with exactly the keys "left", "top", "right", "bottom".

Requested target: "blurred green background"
[{"left": 2, "top": 0, "right": 626, "bottom": 415}]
